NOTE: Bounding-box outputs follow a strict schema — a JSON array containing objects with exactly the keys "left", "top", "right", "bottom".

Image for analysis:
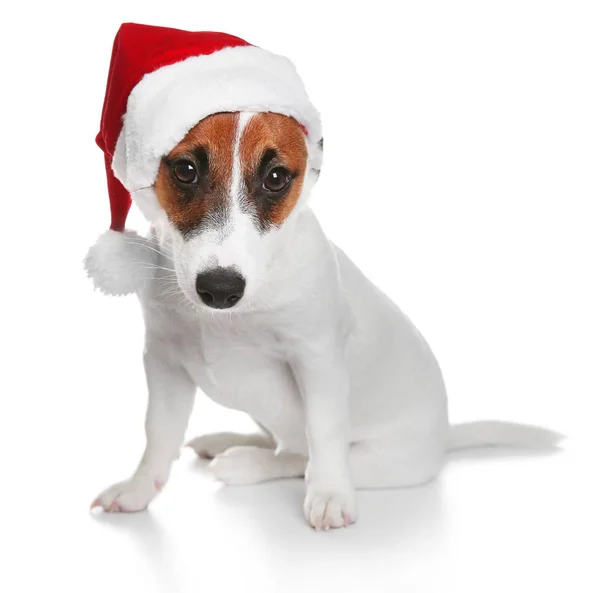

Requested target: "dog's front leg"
[
  {"left": 91, "top": 346, "right": 196, "bottom": 512},
  {"left": 292, "top": 347, "right": 356, "bottom": 530}
]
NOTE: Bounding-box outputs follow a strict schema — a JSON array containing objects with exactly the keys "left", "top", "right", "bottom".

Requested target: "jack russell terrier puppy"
[
  {"left": 86, "top": 24, "right": 561, "bottom": 530},
  {"left": 88, "top": 111, "right": 560, "bottom": 530}
]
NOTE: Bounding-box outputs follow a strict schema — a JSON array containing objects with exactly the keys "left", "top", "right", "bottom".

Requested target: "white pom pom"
[{"left": 84, "top": 229, "right": 154, "bottom": 296}]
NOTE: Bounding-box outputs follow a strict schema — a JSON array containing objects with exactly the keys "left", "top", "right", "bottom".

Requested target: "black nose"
[{"left": 195, "top": 267, "right": 246, "bottom": 309}]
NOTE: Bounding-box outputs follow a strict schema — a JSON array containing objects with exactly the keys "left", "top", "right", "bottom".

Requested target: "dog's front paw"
[
  {"left": 304, "top": 483, "right": 357, "bottom": 531},
  {"left": 90, "top": 474, "right": 164, "bottom": 513}
]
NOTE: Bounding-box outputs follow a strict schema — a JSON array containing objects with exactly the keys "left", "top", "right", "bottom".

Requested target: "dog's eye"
[
  {"left": 173, "top": 160, "right": 198, "bottom": 184},
  {"left": 263, "top": 167, "right": 291, "bottom": 193}
]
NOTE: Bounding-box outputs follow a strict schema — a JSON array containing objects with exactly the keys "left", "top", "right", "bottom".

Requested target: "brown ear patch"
[
  {"left": 154, "top": 112, "right": 238, "bottom": 235},
  {"left": 240, "top": 113, "right": 308, "bottom": 229}
]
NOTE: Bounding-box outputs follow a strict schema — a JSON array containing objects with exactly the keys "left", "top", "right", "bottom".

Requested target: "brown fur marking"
[
  {"left": 154, "top": 113, "right": 238, "bottom": 235},
  {"left": 240, "top": 113, "right": 308, "bottom": 228}
]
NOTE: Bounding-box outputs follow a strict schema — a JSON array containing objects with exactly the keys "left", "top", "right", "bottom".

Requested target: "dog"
[{"left": 87, "top": 110, "right": 561, "bottom": 530}]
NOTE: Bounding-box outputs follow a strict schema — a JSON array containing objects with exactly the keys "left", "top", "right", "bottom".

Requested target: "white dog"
[{"left": 86, "top": 110, "right": 561, "bottom": 530}]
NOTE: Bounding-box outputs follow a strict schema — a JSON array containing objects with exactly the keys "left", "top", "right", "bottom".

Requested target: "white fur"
[
  {"left": 174, "top": 112, "right": 267, "bottom": 304},
  {"left": 186, "top": 432, "right": 275, "bottom": 458},
  {"left": 90, "top": 116, "right": 562, "bottom": 530},
  {"left": 448, "top": 421, "right": 563, "bottom": 451}
]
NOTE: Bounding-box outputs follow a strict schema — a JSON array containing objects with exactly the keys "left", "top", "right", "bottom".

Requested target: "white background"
[{"left": 1, "top": 1, "right": 599, "bottom": 591}]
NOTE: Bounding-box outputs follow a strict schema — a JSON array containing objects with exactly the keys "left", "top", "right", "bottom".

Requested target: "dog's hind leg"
[
  {"left": 348, "top": 436, "right": 446, "bottom": 489},
  {"left": 205, "top": 436, "right": 445, "bottom": 489},
  {"left": 187, "top": 431, "right": 275, "bottom": 459}
]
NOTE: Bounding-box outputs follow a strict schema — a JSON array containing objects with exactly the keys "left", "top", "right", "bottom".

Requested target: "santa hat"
[{"left": 85, "top": 22, "right": 321, "bottom": 295}]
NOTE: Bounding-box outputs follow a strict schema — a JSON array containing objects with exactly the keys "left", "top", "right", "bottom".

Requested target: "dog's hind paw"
[
  {"left": 208, "top": 446, "right": 274, "bottom": 485},
  {"left": 90, "top": 474, "right": 164, "bottom": 513},
  {"left": 208, "top": 446, "right": 305, "bottom": 485},
  {"left": 186, "top": 432, "right": 274, "bottom": 459}
]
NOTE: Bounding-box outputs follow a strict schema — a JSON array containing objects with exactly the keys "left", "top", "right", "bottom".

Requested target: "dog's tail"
[{"left": 447, "top": 421, "right": 564, "bottom": 452}]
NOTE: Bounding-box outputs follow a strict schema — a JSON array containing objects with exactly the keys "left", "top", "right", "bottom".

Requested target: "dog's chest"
[
  {"left": 150, "top": 301, "right": 291, "bottom": 404},
  {"left": 198, "top": 317, "right": 288, "bottom": 364}
]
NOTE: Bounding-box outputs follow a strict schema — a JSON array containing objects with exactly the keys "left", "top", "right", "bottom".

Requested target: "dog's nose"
[{"left": 195, "top": 267, "right": 246, "bottom": 309}]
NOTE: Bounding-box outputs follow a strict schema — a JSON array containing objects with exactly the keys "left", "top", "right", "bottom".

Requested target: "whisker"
[
  {"left": 131, "top": 262, "right": 177, "bottom": 273},
  {"left": 136, "top": 277, "right": 180, "bottom": 284},
  {"left": 122, "top": 238, "right": 175, "bottom": 260}
]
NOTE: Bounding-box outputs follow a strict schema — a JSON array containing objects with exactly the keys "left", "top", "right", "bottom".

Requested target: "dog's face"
[{"left": 154, "top": 112, "right": 309, "bottom": 311}]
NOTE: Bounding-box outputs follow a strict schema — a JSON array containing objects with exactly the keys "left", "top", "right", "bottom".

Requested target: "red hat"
[{"left": 97, "top": 22, "right": 321, "bottom": 232}]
